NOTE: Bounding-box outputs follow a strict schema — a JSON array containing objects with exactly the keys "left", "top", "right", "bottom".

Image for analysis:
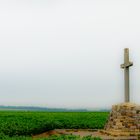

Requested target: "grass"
[
  {"left": 0, "top": 134, "right": 102, "bottom": 140},
  {"left": 0, "top": 111, "right": 109, "bottom": 139}
]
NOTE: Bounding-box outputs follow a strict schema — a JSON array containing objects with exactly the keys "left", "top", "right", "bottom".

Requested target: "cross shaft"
[{"left": 120, "top": 48, "right": 133, "bottom": 102}]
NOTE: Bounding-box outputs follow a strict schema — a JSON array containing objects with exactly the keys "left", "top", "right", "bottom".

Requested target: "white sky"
[{"left": 0, "top": 0, "right": 140, "bottom": 109}]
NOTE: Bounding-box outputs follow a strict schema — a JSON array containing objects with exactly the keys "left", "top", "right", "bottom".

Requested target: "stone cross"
[{"left": 120, "top": 48, "right": 133, "bottom": 102}]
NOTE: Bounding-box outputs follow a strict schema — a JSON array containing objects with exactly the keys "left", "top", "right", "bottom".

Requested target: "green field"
[{"left": 0, "top": 111, "right": 109, "bottom": 140}]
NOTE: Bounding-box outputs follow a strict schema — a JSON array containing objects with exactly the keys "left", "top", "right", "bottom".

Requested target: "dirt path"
[{"left": 33, "top": 129, "right": 139, "bottom": 140}]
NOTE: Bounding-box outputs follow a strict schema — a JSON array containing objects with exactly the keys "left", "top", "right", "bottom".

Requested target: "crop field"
[{"left": 0, "top": 111, "right": 109, "bottom": 140}]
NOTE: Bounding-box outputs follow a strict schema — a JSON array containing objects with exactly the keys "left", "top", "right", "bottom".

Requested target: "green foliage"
[
  {"left": 0, "top": 111, "right": 108, "bottom": 139},
  {"left": 0, "top": 134, "right": 102, "bottom": 140},
  {"left": 0, "top": 133, "right": 32, "bottom": 140}
]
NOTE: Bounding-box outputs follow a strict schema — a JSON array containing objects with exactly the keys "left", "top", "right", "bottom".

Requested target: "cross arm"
[{"left": 121, "top": 61, "right": 133, "bottom": 69}]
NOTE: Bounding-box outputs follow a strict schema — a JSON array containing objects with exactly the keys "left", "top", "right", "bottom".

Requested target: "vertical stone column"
[{"left": 120, "top": 48, "right": 133, "bottom": 102}]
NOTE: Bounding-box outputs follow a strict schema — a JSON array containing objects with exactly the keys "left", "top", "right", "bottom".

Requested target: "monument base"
[{"left": 104, "top": 102, "right": 140, "bottom": 136}]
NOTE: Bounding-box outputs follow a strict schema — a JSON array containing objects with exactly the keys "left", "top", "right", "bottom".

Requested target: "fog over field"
[{"left": 0, "top": 0, "right": 140, "bottom": 109}]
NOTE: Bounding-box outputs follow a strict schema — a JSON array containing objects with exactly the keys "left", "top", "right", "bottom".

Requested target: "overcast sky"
[{"left": 0, "top": 0, "right": 140, "bottom": 109}]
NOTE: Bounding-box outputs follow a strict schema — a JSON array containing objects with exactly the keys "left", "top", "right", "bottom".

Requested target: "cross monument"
[{"left": 120, "top": 48, "right": 133, "bottom": 102}]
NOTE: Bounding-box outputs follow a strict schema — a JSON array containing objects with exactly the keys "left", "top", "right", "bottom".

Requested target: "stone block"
[{"left": 104, "top": 102, "right": 140, "bottom": 136}]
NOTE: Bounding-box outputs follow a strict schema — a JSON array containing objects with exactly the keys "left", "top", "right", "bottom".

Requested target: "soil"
[{"left": 33, "top": 129, "right": 139, "bottom": 140}]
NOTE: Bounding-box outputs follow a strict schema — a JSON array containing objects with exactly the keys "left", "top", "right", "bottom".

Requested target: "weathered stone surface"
[{"left": 104, "top": 103, "right": 140, "bottom": 136}]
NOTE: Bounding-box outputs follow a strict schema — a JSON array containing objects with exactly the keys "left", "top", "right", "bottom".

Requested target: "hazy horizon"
[{"left": 0, "top": 0, "right": 140, "bottom": 109}]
